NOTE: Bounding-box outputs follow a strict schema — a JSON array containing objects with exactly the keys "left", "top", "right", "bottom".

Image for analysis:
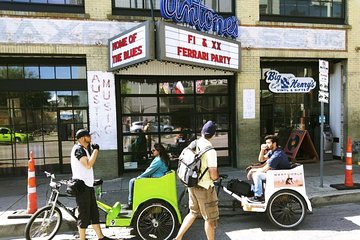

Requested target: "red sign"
[{"left": 109, "top": 21, "right": 155, "bottom": 71}]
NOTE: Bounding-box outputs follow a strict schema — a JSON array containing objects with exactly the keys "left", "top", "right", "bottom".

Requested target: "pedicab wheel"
[
  {"left": 134, "top": 201, "right": 179, "bottom": 240},
  {"left": 25, "top": 205, "right": 62, "bottom": 240},
  {"left": 266, "top": 190, "right": 306, "bottom": 229}
]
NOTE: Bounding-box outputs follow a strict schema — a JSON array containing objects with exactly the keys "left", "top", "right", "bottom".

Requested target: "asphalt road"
[{"left": 3, "top": 203, "right": 360, "bottom": 240}]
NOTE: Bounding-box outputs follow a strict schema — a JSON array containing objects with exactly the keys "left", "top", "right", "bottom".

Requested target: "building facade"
[{"left": 0, "top": 0, "right": 358, "bottom": 178}]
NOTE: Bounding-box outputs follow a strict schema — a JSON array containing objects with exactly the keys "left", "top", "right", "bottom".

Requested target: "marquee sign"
[
  {"left": 264, "top": 70, "right": 316, "bottom": 93},
  {"left": 160, "top": 0, "right": 239, "bottom": 39},
  {"left": 108, "top": 21, "right": 155, "bottom": 71},
  {"left": 156, "top": 21, "right": 241, "bottom": 72}
]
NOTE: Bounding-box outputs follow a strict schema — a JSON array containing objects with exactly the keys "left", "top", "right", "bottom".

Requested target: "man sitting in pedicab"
[
  {"left": 124, "top": 143, "right": 170, "bottom": 210},
  {"left": 247, "top": 135, "right": 291, "bottom": 202}
]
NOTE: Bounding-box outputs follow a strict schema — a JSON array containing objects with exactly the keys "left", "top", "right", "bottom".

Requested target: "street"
[{"left": 4, "top": 202, "right": 360, "bottom": 240}]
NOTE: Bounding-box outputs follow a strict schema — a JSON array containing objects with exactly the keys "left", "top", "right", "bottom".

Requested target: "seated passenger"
[
  {"left": 247, "top": 135, "right": 291, "bottom": 203},
  {"left": 124, "top": 143, "right": 170, "bottom": 210}
]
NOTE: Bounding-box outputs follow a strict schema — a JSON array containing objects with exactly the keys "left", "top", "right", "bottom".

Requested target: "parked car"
[
  {"left": 0, "top": 127, "right": 33, "bottom": 143},
  {"left": 129, "top": 121, "right": 174, "bottom": 133},
  {"left": 130, "top": 121, "right": 145, "bottom": 133}
]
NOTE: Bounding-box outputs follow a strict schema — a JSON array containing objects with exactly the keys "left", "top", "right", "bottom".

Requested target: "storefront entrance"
[{"left": 260, "top": 61, "right": 329, "bottom": 156}]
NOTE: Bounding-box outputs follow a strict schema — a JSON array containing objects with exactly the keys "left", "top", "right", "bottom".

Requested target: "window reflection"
[
  {"left": 121, "top": 79, "right": 157, "bottom": 94},
  {"left": 24, "top": 66, "right": 40, "bottom": 79},
  {"left": 261, "top": 0, "right": 345, "bottom": 18},
  {"left": 122, "top": 97, "right": 157, "bottom": 114},
  {"left": 8, "top": 65, "right": 23, "bottom": 79},
  {"left": 40, "top": 66, "right": 55, "bottom": 79},
  {"left": 0, "top": 65, "right": 7, "bottom": 79},
  {"left": 55, "top": 66, "right": 71, "bottom": 79},
  {"left": 71, "top": 66, "right": 86, "bottom": 79}
]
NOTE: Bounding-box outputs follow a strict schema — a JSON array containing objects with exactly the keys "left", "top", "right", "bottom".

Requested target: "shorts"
[
  {"left": 75, "top": 185, "right": 100, "bottom": 228},
  {"left": 188, "top": 186, "right": 219, "bottom": 221}
]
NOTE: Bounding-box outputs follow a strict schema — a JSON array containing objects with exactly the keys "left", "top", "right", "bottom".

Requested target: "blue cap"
[{"left": 201, "top": 121, "right": 216, "bottom": 137}]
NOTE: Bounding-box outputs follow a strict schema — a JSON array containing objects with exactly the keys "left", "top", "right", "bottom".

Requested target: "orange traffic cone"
[
  {"left": 344, "top": 137, "right": 354, "bottom": 187},
  {"left": 27, "top": 151, "right": 38, "bottom": 214}
]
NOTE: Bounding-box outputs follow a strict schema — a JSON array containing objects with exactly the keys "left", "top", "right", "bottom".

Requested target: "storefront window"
[
  {"left": 260, "top": 0, "right": 345, "bottom": 24},
  {"left": 113, "top": 0, "right": 234, "bottom": 16},
  {"left": 0, "top": 0, "right": 84, "bottom": 13},
  {"left": 119, "top": 76, "right": 233, "bottom": 171}
]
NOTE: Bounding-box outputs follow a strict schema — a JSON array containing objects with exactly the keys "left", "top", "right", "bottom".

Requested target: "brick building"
[{"left": 0, "top": 0, "right": 358, "bottom": 178}]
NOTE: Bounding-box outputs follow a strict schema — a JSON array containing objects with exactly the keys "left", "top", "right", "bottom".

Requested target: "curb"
[{"left": 310, "top": 191, "right": 360, "bottom": 208}]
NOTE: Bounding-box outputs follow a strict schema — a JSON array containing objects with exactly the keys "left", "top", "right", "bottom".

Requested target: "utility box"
[{"left": 323, "top": 125, "right": 333, "bottom": 160}]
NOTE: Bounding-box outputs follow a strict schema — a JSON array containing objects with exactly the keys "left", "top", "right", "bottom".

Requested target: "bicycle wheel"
[
  {"left": 266, "top": 190, "right": 306, "bottom": 229},
  {"left": 25, "top": 205, "right": 62, "bottom": 240},
  {"left": 134, "top": 201, "right": 179, "bottom": 240}
]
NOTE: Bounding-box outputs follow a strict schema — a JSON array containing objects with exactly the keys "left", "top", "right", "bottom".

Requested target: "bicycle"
[
  {"left": 177, "top": 164, "right": 313, "bottom": 229},
  {"left": 25, "top": 170, "right": 182, "bottom": 240},
  {"left": 24, "top": 171, "right": 83, "bottom": 239}
]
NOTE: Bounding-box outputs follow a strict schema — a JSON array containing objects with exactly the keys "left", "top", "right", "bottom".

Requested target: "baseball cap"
[
  {"left": 75, "top": 129, "right": 90, "bottom": 139},
  {"left": 201, "top": 121, "right": 216, "bottom": 137}
]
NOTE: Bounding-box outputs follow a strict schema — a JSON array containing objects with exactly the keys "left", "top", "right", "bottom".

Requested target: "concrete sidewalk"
[{"left": 1, "top": 160, "right": 360, "bottom": 239}]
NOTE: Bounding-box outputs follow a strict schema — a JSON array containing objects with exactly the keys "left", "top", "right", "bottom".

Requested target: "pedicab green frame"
[{"left": 96, "top": 170, "right": 182, "bottom": 229}]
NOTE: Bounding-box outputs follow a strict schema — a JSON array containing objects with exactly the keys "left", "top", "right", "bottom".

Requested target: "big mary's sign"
[{"left": 109, "top": 21, "right": 155, "bottom": 71}]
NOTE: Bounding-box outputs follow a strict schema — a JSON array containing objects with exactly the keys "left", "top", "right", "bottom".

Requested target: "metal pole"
[
  {"left": 320, "top": 102, "right": 324, "bottom": 187},
  {"left": 150, "top": 0, "right": 155, "bottom": 22}
]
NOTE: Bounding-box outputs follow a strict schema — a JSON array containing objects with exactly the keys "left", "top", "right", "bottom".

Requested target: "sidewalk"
[{"left": 1, "top": 160, "right": 360, "bottom": 239}]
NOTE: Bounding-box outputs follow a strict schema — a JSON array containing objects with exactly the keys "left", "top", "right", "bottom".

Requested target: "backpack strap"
[{"left": 196, "top": 146, "right": 214, "bottom": 181}]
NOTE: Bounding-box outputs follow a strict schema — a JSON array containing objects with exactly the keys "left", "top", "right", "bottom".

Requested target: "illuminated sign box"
[
  {"left": 156, "top": 21, "right": 241, "bottom": 72},
  {"left": 108, "top": 21, "right": 155, "bottom": 71}
]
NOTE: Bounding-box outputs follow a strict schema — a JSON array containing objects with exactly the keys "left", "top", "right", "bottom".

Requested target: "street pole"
[{"left": 320, "top": 102, "right": 324, "bottom": 187}]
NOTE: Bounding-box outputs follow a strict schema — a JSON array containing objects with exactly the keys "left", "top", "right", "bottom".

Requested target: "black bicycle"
[{"left": 24, "top": 171, "right": 103, "bottom": 240}]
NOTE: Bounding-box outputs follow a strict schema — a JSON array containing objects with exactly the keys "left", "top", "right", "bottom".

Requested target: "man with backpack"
[{"left": 174, "top": 121, "right": 219, "bottom": 240}]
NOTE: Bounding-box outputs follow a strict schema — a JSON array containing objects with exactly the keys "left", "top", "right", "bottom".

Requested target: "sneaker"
[
  {"left": 248, "top": 196, "right": 264, "bottom": 203},
  {"left": 123, "top": 203, "right": 132, "bottom": 210}
]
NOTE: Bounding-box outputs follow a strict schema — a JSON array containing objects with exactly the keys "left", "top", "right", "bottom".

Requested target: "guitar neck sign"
[{"left": 160, "top": 0, "right": 239, "bottom": 39}]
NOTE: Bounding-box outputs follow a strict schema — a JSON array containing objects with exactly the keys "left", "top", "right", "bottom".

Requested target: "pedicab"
[
  {"left": 222, "top": 163, "right": 312, "bottom": 228},
  {"left": 96, "top": 170, "right": 181, "bottom": 239}
]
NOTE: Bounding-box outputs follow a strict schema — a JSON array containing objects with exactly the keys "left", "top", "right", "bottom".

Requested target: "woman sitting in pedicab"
[{"left": 124, "top": 143, "right": 170, "bottom": 210}]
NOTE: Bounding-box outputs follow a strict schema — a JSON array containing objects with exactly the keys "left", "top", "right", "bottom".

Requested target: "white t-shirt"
[
  {"left": 71, "top": 144, "right": 94, "bottom": 187},
  {"left": 197, "top": 137, "right": 217, "bottom": 189}
]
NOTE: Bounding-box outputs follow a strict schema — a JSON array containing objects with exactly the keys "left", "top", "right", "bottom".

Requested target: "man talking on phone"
[
  {"left": 247, "top": 135, "right": 291, "bottom": 202},
  {"left": 71, "top": 129, "right": 114, "bottom": 240}
]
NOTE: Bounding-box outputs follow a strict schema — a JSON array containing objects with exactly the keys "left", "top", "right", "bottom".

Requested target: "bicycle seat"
[{"left": 94, "top": 179, "right": 103, "bottom": 186}]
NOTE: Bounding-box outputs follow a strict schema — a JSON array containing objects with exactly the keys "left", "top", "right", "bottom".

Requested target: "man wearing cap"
[
  {"left": 174, "top": 121, "right": 219, "bottom": 240},
  {"left": 71, "top": 129, "right": 114, "bottom": 240}
]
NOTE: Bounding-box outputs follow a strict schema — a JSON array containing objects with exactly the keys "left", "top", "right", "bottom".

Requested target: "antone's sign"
[
  {"left": 160, "top": 0, "right": 239, "bottom": 39},
  {"left": 156, "top": 21, "right": 241, "bottom": 72}
]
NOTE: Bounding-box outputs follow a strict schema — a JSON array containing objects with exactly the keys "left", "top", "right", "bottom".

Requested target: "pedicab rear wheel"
[
  {"left": 133, "top": 201, "right": 179, "bottom": 240},
  {"left": 266, "top": 190, "right": 306, "bottom": 228}
]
